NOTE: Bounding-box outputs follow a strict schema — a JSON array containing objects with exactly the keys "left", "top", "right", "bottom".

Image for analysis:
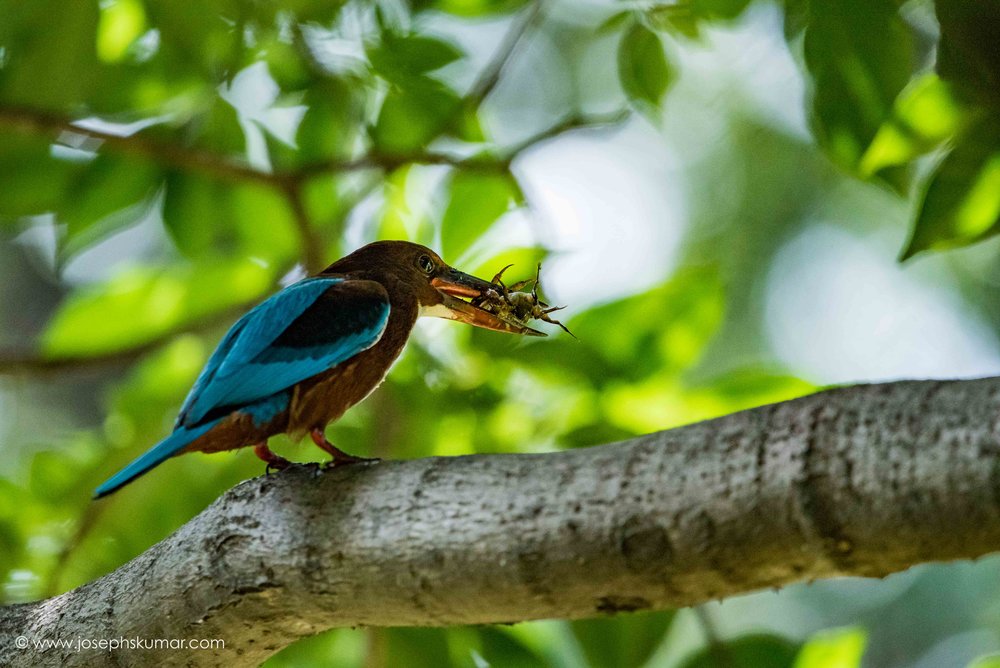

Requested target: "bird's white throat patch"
[{"left": 419, "top": 302, "right": 457, "bottom": 319}]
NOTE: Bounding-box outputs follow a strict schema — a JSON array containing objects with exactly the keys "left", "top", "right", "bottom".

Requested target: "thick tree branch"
[{"left": 3, "top": 377, "right": 1000, "bottom": 666}]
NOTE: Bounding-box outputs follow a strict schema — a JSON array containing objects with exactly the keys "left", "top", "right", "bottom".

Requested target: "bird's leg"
[
  {"left": 310, "top": 428, "right": 379, "bottom": 468},
  {"left": 254, "top": 443, "right": 292, "bottom": 474}
]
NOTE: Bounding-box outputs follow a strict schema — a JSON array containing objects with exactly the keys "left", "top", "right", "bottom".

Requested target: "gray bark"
[{"left": 3, "top": 377, "right": 1000, "bottom": 667}]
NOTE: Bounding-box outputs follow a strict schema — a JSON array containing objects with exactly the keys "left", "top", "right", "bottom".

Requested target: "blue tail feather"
[{"left": 93, "top": 419, "right": 221, "bottom": 498}]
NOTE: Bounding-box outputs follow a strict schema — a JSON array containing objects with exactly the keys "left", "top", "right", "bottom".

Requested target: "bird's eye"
[{"left": 417, "top": 255, "right": 435, "bottom": 274}]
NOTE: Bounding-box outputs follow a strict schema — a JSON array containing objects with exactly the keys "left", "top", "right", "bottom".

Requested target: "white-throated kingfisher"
[{"left": 94, "top": 241, "right": 539, "bottom": 498}]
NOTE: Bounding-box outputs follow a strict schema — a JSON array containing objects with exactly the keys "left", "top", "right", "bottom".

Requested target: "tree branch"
[
  {"left": 466, "top": 0, "right": 547, "bottom": 106},
  {"left": 0, "top": 106, "right": 287, "bottom": 188},
  {"left": 4, "top": 377, "right": 1000, "bottom": 666},
  {"left": 0, "top": 103, "right": 624, "bottom": 191},
  {"left": 281, "top": 180, "right": 326, "bottom": 274},
  {"left": 0, "top": 299, "right": 264, "bottom": 376},
  {"left": 506, "top": 109, "right": 630, "bottom": 157},
  {"left": 0, "top": 106, "right": 513, "bottom": 185}
]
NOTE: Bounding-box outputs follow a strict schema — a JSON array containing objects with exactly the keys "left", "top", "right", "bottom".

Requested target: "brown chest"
[{"left": 285, "top": 302, "right": 416, "bottom": 436}]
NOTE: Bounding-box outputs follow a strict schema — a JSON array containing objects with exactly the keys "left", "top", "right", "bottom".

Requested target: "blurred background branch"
[
  {"left": 0, "top": 104, "right": 528, "bottom": 181},
  {"left": 0, "top": 106, "right": 282, "bottom": 185}
]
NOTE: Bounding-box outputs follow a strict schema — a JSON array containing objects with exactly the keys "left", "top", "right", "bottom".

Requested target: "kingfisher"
[{"left": 93, "top": 241, "right": 540, "bottom": 498}]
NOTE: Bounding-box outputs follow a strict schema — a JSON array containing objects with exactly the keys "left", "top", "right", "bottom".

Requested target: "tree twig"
[
  {"left": 693, "top": 606, "right": 738, "bottom": 668},
  {"left": 282, "top": 181, "right": 326, "bottom": 274},
  {"left": 466, "top": 1, "right": 547, "bottom": 106},
  {"left": 3, "top": 377, "right": 1000, "bottom": 666},
  {"left": 506, "top": 109, "right": 630, "bottom": 157},
  {"left": 42, "top": 503, "right": 107, "bottom": 599}
]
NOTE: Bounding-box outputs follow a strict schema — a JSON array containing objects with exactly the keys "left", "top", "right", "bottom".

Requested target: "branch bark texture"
[{"left": 3, "top": 377, "right": 1000, "bottom": 666}]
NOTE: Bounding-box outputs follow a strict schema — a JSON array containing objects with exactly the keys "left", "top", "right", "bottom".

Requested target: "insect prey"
[{"left": 471, "top": 263, "right": 576, "bottom": 338}]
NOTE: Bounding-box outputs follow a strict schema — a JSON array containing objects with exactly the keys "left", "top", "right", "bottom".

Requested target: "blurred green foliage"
[{"left": 1, "top": 0, "right": 1000, "bottom": 666}]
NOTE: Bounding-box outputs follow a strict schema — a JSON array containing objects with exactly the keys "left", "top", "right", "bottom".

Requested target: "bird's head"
[{"left": 320, "top": 241, "right": 542, "bottom": 335}]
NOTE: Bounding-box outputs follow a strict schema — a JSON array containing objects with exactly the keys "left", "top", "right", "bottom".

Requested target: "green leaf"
[
  {"left": 704, "top": 368, "right": 816, "bottom": 406},
  {"left": 467, "top": 246, "right": 547, "bottom": 284},
  {"left": 371, "top": 80, "right": 462, "bottom": 155},
  {"left": 936, "top": 0, "right": 1000, "bottom": 109},
  {"left": 262, "top": 629, "right": 365, "bottom": 668},
  {"left": 476, "top": 628, "right": 548, "bottom": 668},
  {"left": 30, "top": 448, "right": 96, "bottom": 503},
  {"left": 432, "top": 0, "right": 531, "bottom": 17},
  {"left": 41, "top": 259, "right": 277, "bottom": 359},
  {"left": 97, "top": 0, "right": 147, "bottom": 63},
  {"left": 679, "top": 634, "right": 799, "bottom": 668},
  {"left": 377, "top": 165, "right": 427, "bottom": 243},
  {"left": 368, "top": 33, "right": 463, "bottom": 85},
  {"left": 859, "top": 74, "right": 967, "bottom": 177},
  {"left": 617, "top": 23, "right": 672, "bottom": 115},
  {"left": 294, "top": 79, "right": 365, "bottom": 164},
  {"left": 440, "top": 171, "right": 520, "bottom": 260},
  {"left": 0, "top": 133, "right": 80, "bottom": 219},
  {"left": 143, "top": 0, "right": 245, "bottom": 82},
  {"left": 599, "top": 11, "right": 635, "bottom": 35},
  {"left": 690, "top": 0, "right": 753, "bottom": 21},
  {"left": 0, "top": 0, "right": 101, "bottom": 108},
  {"left": 576, "top": 266, "right": 724, "bottom": 378},
  {"left": 571, "top": 609, "right": 674, "bottom": 668},
  {"left": 803, "top": 0, "right": 913, "bottom": 171},
  {"left": 162, "top": 172, "right": 300, "bottom": 263},
  {"left": 383, "top": 629, "right": 451, "bottom": 668},
  {"left": 901, "top": 122, "right": 1000, "bottom": 260},
  {"left": 450, "top": 100, "right": 486, "bottom": 143},
  {"left": 118, "top": 335, "right": 209, "bottom": 410},
  {"left": 276, "top": 0, "right": 349, "bottom": 23},
  {"left": 783, "top": 0, "right": 810, "bottom": 39},
  {"left": 793, "top": 627, "right": 867, "bottom": 668},
  {"left": 59, "top": 154, "right": 162, "bottom": 258},
  {"left": 647, "top": 6, "right": 701, "bottom": 40},
  {"left": 190, "top": 96, "right": 246, "bottom": 156},
  {"left": 969, "top": 655, "right": 1000, "bottom": 668},
  {"left": 261, "top": 38, "right": 313, "bottom": 92}
]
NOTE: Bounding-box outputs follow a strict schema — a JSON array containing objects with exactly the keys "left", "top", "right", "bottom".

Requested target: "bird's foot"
[
  {"left": 310, "top": 428, "right": 381, "bottom": 469},
  {"left": 254, "top": 443, "right": 292, "bottom": 475}
]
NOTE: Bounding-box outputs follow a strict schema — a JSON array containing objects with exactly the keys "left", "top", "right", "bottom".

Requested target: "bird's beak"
[{"left": 430, "top": 268, "right": 546, "bottom": 337}]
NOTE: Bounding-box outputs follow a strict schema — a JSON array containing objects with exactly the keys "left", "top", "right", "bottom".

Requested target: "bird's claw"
[
  {"left": 264, "top": 461, "right": 286, "bottom": 476},
  {"left": 255, "top": 443, "right": 292, "bottom": 475}
]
